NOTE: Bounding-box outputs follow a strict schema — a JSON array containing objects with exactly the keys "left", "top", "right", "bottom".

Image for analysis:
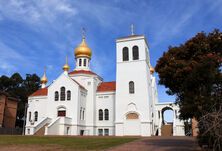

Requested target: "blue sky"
[{"left": 0, "top": 0, "right": 222, "bottom": 114}]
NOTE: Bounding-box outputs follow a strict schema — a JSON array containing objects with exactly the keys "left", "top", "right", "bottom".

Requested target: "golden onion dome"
[
  {"left": 63, "top": 56, "right": 70, "bottom": 71},
  {"left": 41, "top": 70, "right": 48, "bottom": 84},
  {"left": 74, "top": 37, "right": 92, "bottom": 59},
  {"left": 150, "top": 66, "right": 155, "bottom": 74}
]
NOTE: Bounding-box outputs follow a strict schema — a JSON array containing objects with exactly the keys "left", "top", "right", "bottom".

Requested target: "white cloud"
[
  {"left": 0, "top": 41, "right": 24, "bottom": 60},
  {"left": 0, "top": 41, "right": 34, "bottom": 75},
  {"left": 0, "top": 0, "right": 77, "bottom": 25}
]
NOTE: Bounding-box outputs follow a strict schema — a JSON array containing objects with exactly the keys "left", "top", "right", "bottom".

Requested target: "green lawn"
[{"left": 0, "top": 135, "right": 138, "bottom": 150}]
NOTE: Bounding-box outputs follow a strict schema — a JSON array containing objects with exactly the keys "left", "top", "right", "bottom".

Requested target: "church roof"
[
  {"left": 30, "top": 87, "right": 48, "bottom": 97},
  {"left": 69, "top": 70, "right": 102, "bottom": 80},
  {"left": 116, "top": 34, "right": 144, "bottom": 40},
  {"left": 97, "top": 81, "right": 116, "bottom": 92},
  {"left": 71, "top": 79, "right": 86, "bottom": 90},
  {"left": 69, "top": 70, "right": 97, "bottom": 75}
]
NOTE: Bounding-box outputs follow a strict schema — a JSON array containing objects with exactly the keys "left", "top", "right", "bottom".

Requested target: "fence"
[{"left": 0, "top": 127, "right": 23, "bottom": 135}]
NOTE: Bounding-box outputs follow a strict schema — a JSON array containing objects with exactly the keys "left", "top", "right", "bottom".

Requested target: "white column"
[
  {"left": 173, "top": 109, "right": 176, "bottom": 136},
  {"left": 158, "top": 110, "right": 162, "bottom": 136}
]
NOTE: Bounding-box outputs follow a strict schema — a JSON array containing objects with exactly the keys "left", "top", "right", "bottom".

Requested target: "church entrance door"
[{"left": 58, "top": 110, "right": 66, "bottom": 117}]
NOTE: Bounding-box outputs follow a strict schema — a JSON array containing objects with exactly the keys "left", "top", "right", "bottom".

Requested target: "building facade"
[{"left": 25, "top": 32, "right": 185, "bottom": 136}]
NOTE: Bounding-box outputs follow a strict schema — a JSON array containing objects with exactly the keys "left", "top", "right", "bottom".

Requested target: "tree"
[
  {"left": 0, "top": 73, "right": 41, "bottom": 124},
  {"left": 155, "top": 29, "right": 222, "bottom": 150},
  {"left": 155, "top": 29, "right": 222, "bottom": 120}
]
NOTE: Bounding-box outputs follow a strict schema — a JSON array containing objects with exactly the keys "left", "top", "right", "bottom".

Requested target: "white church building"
[{"left": 25, "top": 30, "right": 185, "bottom": 136}]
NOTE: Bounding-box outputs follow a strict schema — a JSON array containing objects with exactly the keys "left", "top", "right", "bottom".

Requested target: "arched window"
[
  {"left": 83, "top": 109, "right": 85, "bottom": 120},
  {"left": 79, "top": 59, "right": 82, "bottom": 66},
  {"left": 55, "top": 91, "right": 59, "bottom": 101},
  {"left": 34, "top": 111, "right": 38, "bottom": 121},
  {"left": 122, "top": 47, "right": 129, "bottom": 61},
  {"left": 126, "top": 113, "right": 139, "bottom": 119},
  {"left": 129, "top": 81, "right": 135, "bottom": 94},
  {"left": 80, "top": 108, "right": 82, "bottom": 120},
  {"left": 133, "top": 46, "right": 139, "bottom": 60},
  {"left": 60, "top": 87, "right": 66, "bottom": 101},
  {"left": 67, "top": 90, "right": 71, "bottom": 100},
  {"left": 84, "top": 59, "right": 86, "bottom": 66},
  {"left": 104, "top": 109, "right": 109, "bottom": 120},
  {"left": 99, "top": 109, "right": 103, "bottom": 120}
]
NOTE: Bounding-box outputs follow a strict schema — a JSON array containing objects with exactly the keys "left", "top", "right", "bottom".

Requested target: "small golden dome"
[
  {"left": 63, "top": 56, "right": 70, "bottom": 71},
  {"left": 150, "top": 66, "right": 155, "bottom": 74},
  {"left": 41, "top": 70, "right": 48, "bottom": 84},
  {"left": 74, "top": 37, "right": 92, "bottom": 59}
]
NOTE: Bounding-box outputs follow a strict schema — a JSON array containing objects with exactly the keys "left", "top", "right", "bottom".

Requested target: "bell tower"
[{"left": 115, "top": 28, "right": 153, "bottom": 136}]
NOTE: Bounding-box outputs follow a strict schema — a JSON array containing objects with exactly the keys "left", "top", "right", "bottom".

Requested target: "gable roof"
[
  {"left": 69, "top": 70, "right": 97, "bottom": 76},
  {"left": 71, "top": 79, "right": 86, "bottom": 90},
  {"left": 30, "top": 87, "right": 48, "bottom": 97},
  {"left": 69, "top": 70, "right": 102, "bottom": 80},
  {"left": 116, "top": 34, "right": 144, "bottom": 40},
  {"left": 97, "top": 81, "right": 116, "bottom": 92}
]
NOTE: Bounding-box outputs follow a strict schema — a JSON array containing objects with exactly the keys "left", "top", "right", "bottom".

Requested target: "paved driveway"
[{"left": 108, "top": 136, "right": 202, "bottom": 151}]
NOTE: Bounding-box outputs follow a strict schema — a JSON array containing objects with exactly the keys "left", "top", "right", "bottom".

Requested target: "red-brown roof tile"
[
  {"left": 97, "top": 81, "right": 116, "bottom": 92},
  {"left": 69, "top": 70, "right": 102, "bottom": 80},
  {"left": 30, "top": 88, "right": 48, "bottom": 97},
  {"left": 69, "top": 70, "right": 97, "bottom": 76}
]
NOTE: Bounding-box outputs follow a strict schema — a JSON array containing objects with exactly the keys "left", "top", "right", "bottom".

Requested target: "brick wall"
[
  {"left": 0, "top": 92, "right": 18, "bottom": 128},
  {"left": 0, "top": 95, "right": 6, "bottom": 127}
]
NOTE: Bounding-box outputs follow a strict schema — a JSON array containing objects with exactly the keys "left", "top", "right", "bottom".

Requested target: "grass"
[{"left": 0, "top": 135, "right": 139, "bottom": 150}]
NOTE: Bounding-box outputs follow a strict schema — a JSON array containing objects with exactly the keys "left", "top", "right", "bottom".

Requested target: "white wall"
[
  {"left": 26, "top": 96, "right": 47, "bottom": 128},
  {"left": 95, "top": 91, "right": 115, "bottom": 135},
  {"left": 115, "top": 36, "right": 152, "bottom": 136}
]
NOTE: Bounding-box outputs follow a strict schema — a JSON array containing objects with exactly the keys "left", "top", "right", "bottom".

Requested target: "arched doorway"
[
  {"left": 57, "top": 106, "right": 66, "bottom": 117},
  {"left": 161, "top": 107, "right": 173, "bottom": 136},
  {"left": 124, "top": 112, "right": 140, "bottom": 136}
]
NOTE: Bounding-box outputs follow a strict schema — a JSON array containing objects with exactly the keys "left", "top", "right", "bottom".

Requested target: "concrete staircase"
[
  {"left": 34, "top": 124, "right": 48, "bottom": 135},
  {"left": 161, "top": 124, "right": 173, "bottom": 136}
]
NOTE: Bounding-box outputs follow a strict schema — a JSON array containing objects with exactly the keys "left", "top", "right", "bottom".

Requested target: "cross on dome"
[
  {"left": 81, "top": 27, "right": 86, "bottom": 39},
  {"left": 131, "top": 24, "right": 135, "bottom": 35}
]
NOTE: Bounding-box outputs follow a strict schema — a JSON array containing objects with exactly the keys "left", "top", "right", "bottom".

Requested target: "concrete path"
[{"left": 108, "top": 136, "right": 202, "bottom": 151}]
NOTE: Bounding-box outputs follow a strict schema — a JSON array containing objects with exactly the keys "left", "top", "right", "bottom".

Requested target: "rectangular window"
[
  {"left": 79, "top": 59, "right": 82, "bottom": 66},
  {"left": 104, "top": 129, "right": 109, "bottom": 136},
  {"left": 80, "top": 108, "right": 82, "bottom": 120},
  {"left": 84, "top": 59, "right": 87, "bottom": 66},
  {"left": 98, "top": 129, "right": 103, "bottom": 136},
  {"left": 83, "top": 109, "right": 85, "bottom": 120},
  {"left": 29, "top": 112, "right": 31, "bottom": 122},
  {"left": 58, "top": 111, "right": 66, "bottom": 117}
]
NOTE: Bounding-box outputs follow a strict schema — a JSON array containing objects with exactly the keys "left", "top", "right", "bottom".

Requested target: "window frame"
[
  {"left": 98, "top": 129, "right": 103, "bottom": 136},
  {"left": 34, "top": 111, "right": 38, "bottom": 121},
  {"left": 83, "top": 59, "right": 87, "bottom": 66},
  {"left": 122, "top": 47, "right": 129, "bottom": 61},
  {"left": 99, "top": 109, "right": 103, "bottom": 121},
  {"left": 104, "top": 109, "right": 109, "bottom": 120},
  {"left": 129, "top": 81, "right": 135, "bottom": 94},
  {"left": 60, "top": 87, "right": 66, "bottom": 101},
  {"left": 67, "top": 90, "right": 71, "bottom": 100},
  {"left": 104, "top": 129, "right": 109, "bottom": 136},
  {"left": 79, "top": 59, "right": 82, "bottom": 66},
  {"left": 55, "top": 91, "right": 59, "bottom": 101},
  {"left": 132, "top": 45, "right": 139, "bottom": 60}
]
